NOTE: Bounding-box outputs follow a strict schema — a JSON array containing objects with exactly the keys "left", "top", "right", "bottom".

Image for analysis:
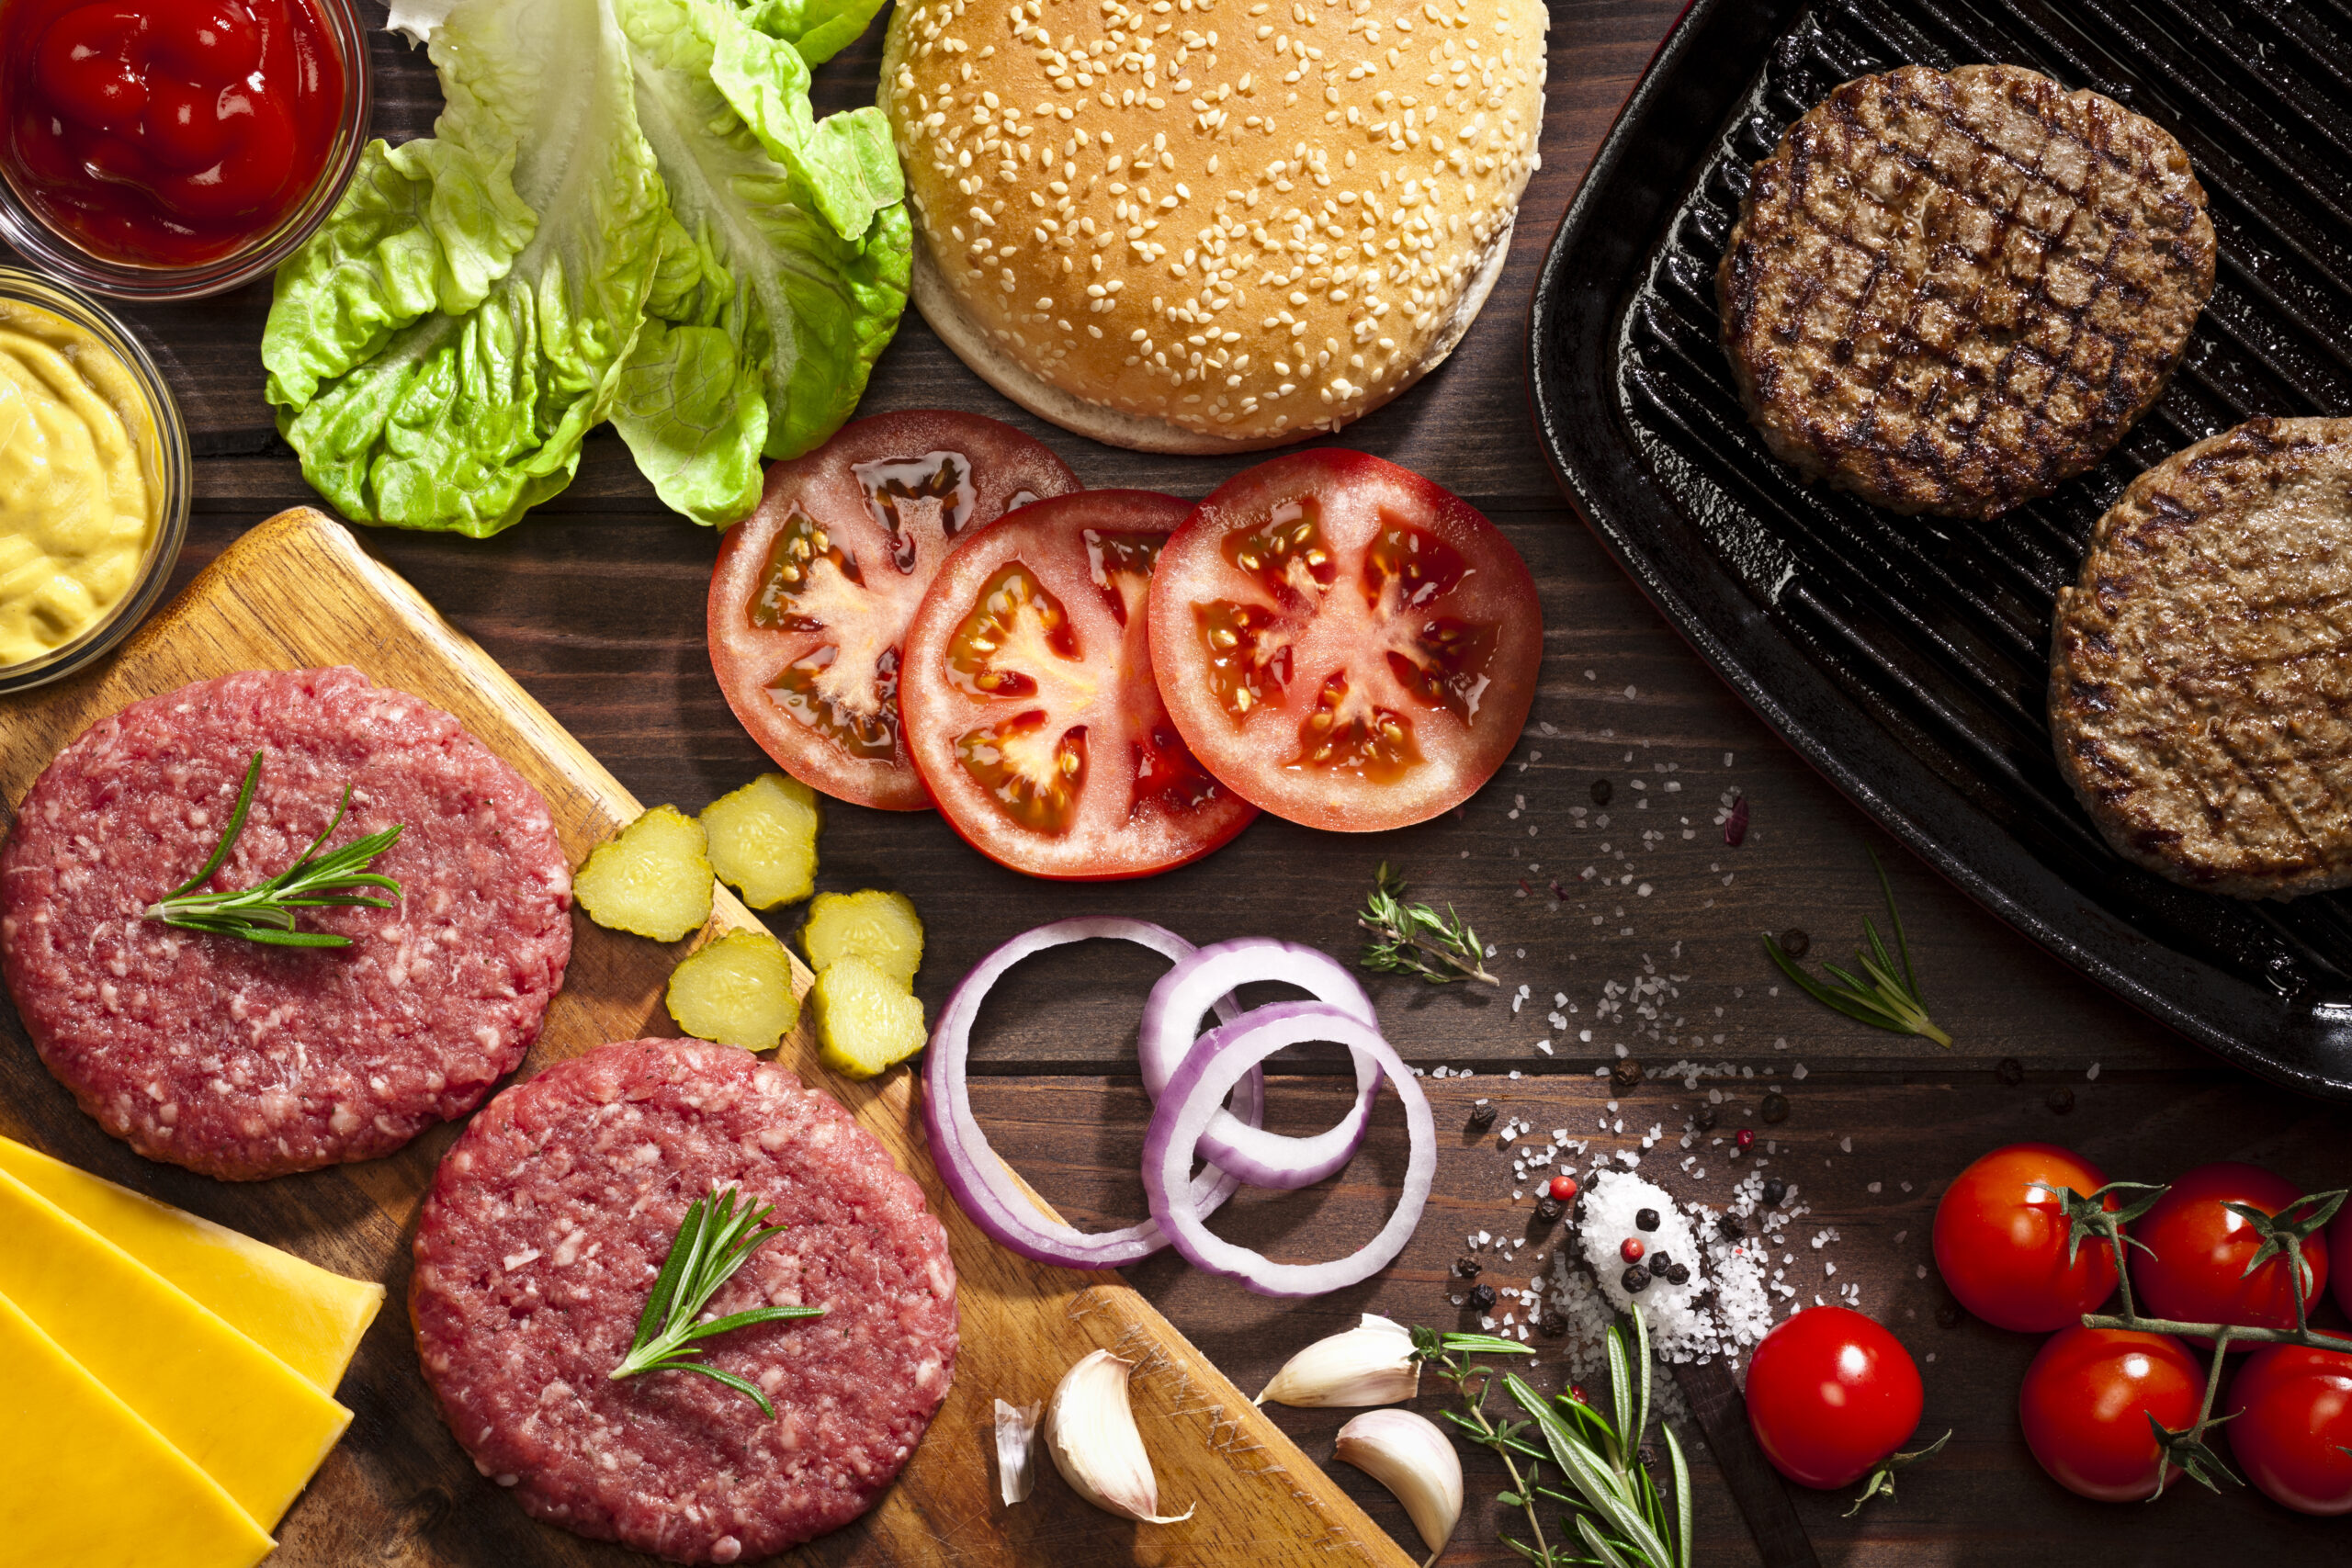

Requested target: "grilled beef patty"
[
  {"left": 2052, "top": 417, "right": 2352, "bottom": 899},
  {"left": 1720, "top": 63, "right": 2214, "bottom": 520}
]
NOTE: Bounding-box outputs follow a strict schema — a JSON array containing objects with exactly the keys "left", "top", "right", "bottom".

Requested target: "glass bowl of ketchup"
[{"left": 0, "top": 0, "right": 368, "bottom": 300}]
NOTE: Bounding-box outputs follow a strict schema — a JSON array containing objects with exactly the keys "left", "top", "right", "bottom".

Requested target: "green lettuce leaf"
[
  {"left": 718, "top": 0, "right": 889, "bottom": 65},
  {"left": 263, "top": 0, "right": 668, "bottom": 536},
  {"left": 703, "top": 2, "right": 900, "bottom": 242},
  {"left": 608, "top": 0, "right": 907, "bottom": 521}
]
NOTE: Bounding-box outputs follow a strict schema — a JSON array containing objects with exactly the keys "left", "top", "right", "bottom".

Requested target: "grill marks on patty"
[
  {"left": 1720, "top": 63, "right": 2215, "bottom": 519},
  {"left": 2052, "top": 417, "right": 2352, "bottom": 899}
]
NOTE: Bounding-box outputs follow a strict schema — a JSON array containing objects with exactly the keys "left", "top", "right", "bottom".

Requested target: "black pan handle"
[{"left": 1669, "top": 1358, "right": 1822, "bottom": 1568}]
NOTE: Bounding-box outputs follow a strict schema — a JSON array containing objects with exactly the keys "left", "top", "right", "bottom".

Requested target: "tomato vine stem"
[{"left": 2068, "top": 1185, "right": 2351, "bottom": 1496}]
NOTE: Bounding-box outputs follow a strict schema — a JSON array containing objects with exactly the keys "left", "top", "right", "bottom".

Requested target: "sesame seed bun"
[{"left": 880, "top": 0, "right": 1546, "bottom": 452}]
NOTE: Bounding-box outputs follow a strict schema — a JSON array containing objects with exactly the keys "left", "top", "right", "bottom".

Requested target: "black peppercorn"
[
  {"left": 1635, "top": 1207, "right": 1660, "bottom": 1232},
  {"left": 1612, "top": 1058, "right": 1645, "bottom": 1091},
  {"left": 1666, "top": 1263, "right": 1690, "bottom": 1287},
  {"left": 1646, "top": 1250, "right": 1673, "bottom": 1278},
  {"left": 1762, "top": 1177, "right": 1788, "bottom": 1207},
  {"left": 1936, "top": 1297, "right": 1964, "bottom": 1329},
  {"left": 1717, "top": 1212, "right": 1747, "bottom": 1240},
  {"left": 1466, "top": 1283, "right": 1497, "bottom": 1313},
  {"left": 1453, "top": 1254, "right": 1483, "bottom": 1280},
  {"left": 1996, "top": 1057, "right": 2025, "bottom": 1088},
  {"left": 1534, "top": 1195, "right": 1565, "bottom": 1224},
  {"left": 1779, "top": 928, "right": 1810, "bottom": 959},
  {"left": 2047, "top": 1087, "right": 2075, "bottom": 1114},
  {"left": 1621, "top": 1265, "right": 1650, "bottom": 1294},
  {"left": 1693, "top": 1103, "right": 1718, "bottom": 1132},
  {"left": 1760, "top": 1090, "right": 1790, "bottom": 1124},
  {"left": 1539, "top": 1310, "right": 1568, "bottom": 1338},
  {"left": 1637, "top": 1443, "right": 1658, "bottom": 1472},
  {"left": 1467, "top": 1102, "right": 1498, "bottom": 1132},
  {"left": 1591, "top": 778, "right": 1613, "bottom": 807}
]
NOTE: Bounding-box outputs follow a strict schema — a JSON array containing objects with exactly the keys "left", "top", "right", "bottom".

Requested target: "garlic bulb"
[
  {"left": 1333, "top": 1409, "right": 1463, "bottom": 1560},
  {"left": 995, "top": 1398, "right": 1042, "bottom": 1506},
  {"left": 1255, "top": 1314, "right": 1419, "bottom": 1407},
  {"left": 1044, "top": 1349, "right": 1194, "bottom": 1524}
]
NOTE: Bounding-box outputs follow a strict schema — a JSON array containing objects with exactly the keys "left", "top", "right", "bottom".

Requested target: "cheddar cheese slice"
[
  {"left": 0, "top": 1135, "right": 383, "bottom": 1394},
  {"left": 0, "top": 1168, "right": 351, "bottom": 1531},
  {"left": 0, "top": 1288, "right": 276, "bottom": 1568}
]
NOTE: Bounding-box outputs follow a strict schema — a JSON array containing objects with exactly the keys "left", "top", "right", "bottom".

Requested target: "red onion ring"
[
  {"left": 922, "top": 918, "right": 1259, "bottom": 1269},
  {"left": 1138, "top": 938, "right": 1382, "bottom": 1190},
  {"left": 1143, "top": 999, "right": 1433, "bottom": 1298}
]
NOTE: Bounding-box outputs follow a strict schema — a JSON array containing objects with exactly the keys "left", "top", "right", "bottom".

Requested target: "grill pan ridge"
[{"left": 1530, "top": 0, "right": 2352, "bottom": 1098}]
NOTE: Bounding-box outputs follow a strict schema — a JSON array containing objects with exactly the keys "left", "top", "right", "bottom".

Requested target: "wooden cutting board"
[{"left": 0, "top": 508, "right": 1414, "bottom": 1568}]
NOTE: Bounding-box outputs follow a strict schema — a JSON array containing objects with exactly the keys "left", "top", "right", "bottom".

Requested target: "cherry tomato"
[
  {"left": 1932, "top": 1143, "right": 2120, "bottom": 1332},
  {"left": 2129, "top": 1162, "right": 2328, "bottom": 1351},
  {"left": 1146, "top": 450, "right": 1543, "bottom": 832},
  {"left": 899, "top": 491, "right": 1259, "bottom": 878},
  {"left": 1743, "top": 1305, "right": 1923, "bottom": 1489},
  {"left": 2224, "top": 1344, "right": 2352, "bottom": 1516},
  {"left": 2019, "top": 1326, "right": 2203, "bottom": 1502},
  {"left": 707, "top": 412, "right": 1080, "bottom": 811}
]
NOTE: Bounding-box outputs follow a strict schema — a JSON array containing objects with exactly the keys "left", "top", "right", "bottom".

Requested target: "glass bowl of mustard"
[{"left": 0, "top": 267, "right": 190, "bottom": 694}]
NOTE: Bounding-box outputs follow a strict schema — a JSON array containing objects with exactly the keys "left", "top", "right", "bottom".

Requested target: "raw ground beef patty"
[
  {"left": 0, "top": 667, "right": 571, "bottom": 1179},
  {"left": 411, "top": 1038, "right": 959, "bottom": 1565}
]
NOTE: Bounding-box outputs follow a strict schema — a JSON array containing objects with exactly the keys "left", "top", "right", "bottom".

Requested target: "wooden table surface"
[{"left": 9, "top": 1, "right": 2352, "bottom": 1564}]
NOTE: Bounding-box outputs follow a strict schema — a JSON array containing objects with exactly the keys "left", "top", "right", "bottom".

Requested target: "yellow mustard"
[{"left": 0, "top": 298, "right": 159, "bottom": 668}]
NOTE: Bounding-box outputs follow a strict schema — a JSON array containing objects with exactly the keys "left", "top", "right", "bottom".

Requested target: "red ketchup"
[{"left": 1, "top": 0, "right": 346, "bottom": 268}]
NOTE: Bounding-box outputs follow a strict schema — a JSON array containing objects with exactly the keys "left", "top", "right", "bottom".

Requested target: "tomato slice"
[
  {"left": 1147, "top": 450, "right": 1544, "bottom": 831},
  {"left": 707, "top": 412, "right": 1080, "bottom": 810},
  {"left": 899, "top": 491, "right": 1260, "bottom": 878}
]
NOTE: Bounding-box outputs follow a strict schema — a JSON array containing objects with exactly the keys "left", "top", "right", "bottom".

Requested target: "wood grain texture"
[
  {"left": 6, "top": 1, "right": 2343, "bottom": 1564},
  {"left": 0, "top": 510, "right": 1414, "bottom": 1568}
]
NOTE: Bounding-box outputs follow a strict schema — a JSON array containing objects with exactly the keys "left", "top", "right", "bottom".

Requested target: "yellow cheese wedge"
[
  {"left": 0, "top": 1168, "right": 351, "bottom": 1531},
  {"left": 0, "top": 1288, "right": 276, "bottom": 1568},
  {"left": 0, "top": 1136, "right": 383, "bottom": 1394}
]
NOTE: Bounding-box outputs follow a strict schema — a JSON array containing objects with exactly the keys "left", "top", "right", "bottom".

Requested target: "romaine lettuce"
[
  {"left": 607, "top": 0, "right": 907, "bottom": 523},
  {"left": 265, "top": 0, "right": 909, "bottom": 536},
  {"left": 263, "top": 0, "right": 667, "bottom": 537}
]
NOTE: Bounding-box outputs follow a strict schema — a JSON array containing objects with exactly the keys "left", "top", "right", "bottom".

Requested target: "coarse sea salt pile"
[{"left": 1543, "top": 1168, "right": 1805, "bottom": 1393}]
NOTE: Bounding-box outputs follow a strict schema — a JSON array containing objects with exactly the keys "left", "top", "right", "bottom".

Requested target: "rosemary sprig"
[
  {"left": 1358, "top": 863, "right": 1498, "bottom": 986},
  {"left": 611, "top": 1187, "right": 825, "bottom": 1418},
  {"left": 1411, "top": 1309, "right": 1690, "bottom": 1568},
  {"left": 1762, "top": 850, "right": 1952, "bottom": 1046},
  {"left": 143, "top": 751, "right": 405, "bottom": 949}
]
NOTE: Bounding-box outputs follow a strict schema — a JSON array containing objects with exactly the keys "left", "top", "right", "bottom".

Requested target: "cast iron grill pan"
[{"left": 1529, "top": 0, "right": 2352, "bottom": 1097}]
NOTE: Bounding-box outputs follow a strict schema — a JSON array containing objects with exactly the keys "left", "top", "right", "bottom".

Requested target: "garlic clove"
[
  {"left": 1333, "top": 1408, "right": 1463, "bottom": 1560},
  {"left": 995, "top": 1397, "right": 1043, "bottom": 1506},
  {"left": 1255, "top": 1313, "right": 1420, "bottom": 1408},
  {"left": 1045, "top": 1348, "right": 1194, "bottom": 1525}
]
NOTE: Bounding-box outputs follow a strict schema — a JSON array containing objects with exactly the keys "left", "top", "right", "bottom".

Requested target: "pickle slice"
[
  {"left": 799, "top": 889, "right": 923, "bottom": 987},
  {"left": 573, "top": 806, "right": 713, "bottom": 942},
  {"left": 701, "top": 773, "right": 822, "bottom": 910},
  {"left": 811, "top": 955, "right": 929, "bottom": 1079},
  {"left": 665, "top": 929, "right": 802, "bottom": 1051}
]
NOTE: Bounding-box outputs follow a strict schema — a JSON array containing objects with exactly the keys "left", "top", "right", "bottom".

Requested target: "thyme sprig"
[
  {"left": 143, "top": 751, "right": 404, "bottom": 948},
  {"left": 2066, "top": 1180, "right": 2352, "bottom": 1497},
  {"left": 1359, "top": 863, "right": 1498, "bottom": 986},
  {"left": 1763, "top": 850, "right": 1952, "bottom": 1046},
  {"left": 611, "top": 1187, "right": 826, "bottom": 1419},
  {"left": 1411, "top": 1308, "right": 1690, "bottom": 1568}
]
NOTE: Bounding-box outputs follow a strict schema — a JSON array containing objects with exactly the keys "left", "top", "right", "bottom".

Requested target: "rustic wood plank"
[
  {"left": 9, "top": 0, "right": 2335, "bottom": 1562},
  {"left": 964, "top": 1070, "right": 2352, "bottom": 1567},
  {"left": 18, "top": 0, "right": 1668, "bottom": 512},
  {"left": 0, "top": 511, "right": 1415, "bottom": 1568}
]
